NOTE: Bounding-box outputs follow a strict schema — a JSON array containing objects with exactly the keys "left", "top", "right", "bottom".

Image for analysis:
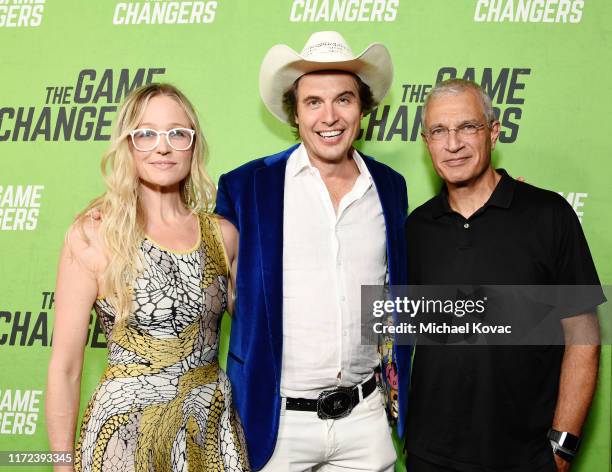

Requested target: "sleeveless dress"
[{"left": 74, "top": 214, "right": 249, "bottom": 472}]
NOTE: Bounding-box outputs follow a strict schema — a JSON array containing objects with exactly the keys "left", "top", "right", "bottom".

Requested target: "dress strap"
[{"left": 198, "top": 212, "right": 230, "bottom": 283}]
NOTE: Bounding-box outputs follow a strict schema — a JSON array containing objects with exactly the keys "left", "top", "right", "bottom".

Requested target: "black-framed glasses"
[
  {"left": 424, "top": 122, "right": 487, "bottom": 141},
  {"left": 129, "top": 128, "right": 195, "bottom": 151}
]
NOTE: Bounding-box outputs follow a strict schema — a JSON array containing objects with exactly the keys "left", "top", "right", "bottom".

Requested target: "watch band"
[
  {"left": 547, "top": 429, "right": 581, "bottom": 452},
  {"left": 550, "top": 441, "right": 575, "bottom": 463},
  {"left": 548, "top": 428, "right": 581, "bottom": 462}
]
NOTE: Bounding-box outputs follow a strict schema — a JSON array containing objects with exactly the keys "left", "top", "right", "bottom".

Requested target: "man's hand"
[
  {"left": 87, "top": 207, "right": 102, "bottom": 221},
  {"left": 554, "top": 454, "right": 570, "bottom": 472}
]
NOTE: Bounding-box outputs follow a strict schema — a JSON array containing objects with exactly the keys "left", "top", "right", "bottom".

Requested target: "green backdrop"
[{"left": 1, "top": 1, "right": 610, "bottom": 470}]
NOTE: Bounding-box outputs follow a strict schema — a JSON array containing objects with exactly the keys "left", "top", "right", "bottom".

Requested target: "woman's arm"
[{"left": 46, "top": 222, "right": 101, "bottom": 470}]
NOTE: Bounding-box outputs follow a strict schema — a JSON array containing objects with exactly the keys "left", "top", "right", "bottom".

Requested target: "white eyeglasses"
[{"left": 129, "top": 128, "right": 195, "bottom": 151}]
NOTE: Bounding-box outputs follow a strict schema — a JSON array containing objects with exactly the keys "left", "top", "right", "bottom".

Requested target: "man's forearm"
[{"left": 552, "top": 343, "right": 600, "bottom": 435}]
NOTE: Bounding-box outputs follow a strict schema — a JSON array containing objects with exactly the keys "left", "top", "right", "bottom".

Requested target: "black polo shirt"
[{"left": 404, "top": 169, "right": 605, "bottom": 472}]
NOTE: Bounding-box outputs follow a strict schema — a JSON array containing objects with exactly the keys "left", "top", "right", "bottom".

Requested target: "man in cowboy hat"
[{"left": 215, "top": 31, "right": 410, "bottom": 471}]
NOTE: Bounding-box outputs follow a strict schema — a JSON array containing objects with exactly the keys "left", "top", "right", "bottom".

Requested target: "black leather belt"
[{"left": 285, "top": 375, "right": 378, "bottom": 420}]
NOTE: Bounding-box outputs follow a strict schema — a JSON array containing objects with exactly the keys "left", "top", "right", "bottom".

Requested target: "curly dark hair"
[{"left": 282, "top": 71, "right": 375, "bottom": 138}]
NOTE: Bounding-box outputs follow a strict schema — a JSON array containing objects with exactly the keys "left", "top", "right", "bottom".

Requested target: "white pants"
[{"left": 260, "top": 389, "right": 397, "bottom": 472}]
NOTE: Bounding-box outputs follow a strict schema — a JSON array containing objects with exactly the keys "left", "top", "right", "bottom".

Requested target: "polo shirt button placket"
[{"left": 457, "top": 218, "right": 471, "bottom": 249}]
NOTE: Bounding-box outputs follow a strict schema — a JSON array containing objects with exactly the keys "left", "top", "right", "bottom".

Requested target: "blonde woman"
[{"left": 46, "top": 84, "right": 248, "bottom": 472}]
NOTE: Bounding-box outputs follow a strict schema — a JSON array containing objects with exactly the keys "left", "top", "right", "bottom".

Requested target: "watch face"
[
  {"left": 548, "top": 429, "right": 581, "bottom": 452},
  {"left": 559, "top": 433, "right": 580, "bottom": 451}
]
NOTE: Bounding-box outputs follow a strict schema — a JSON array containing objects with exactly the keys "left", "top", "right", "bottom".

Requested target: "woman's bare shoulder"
[{"left": 63, "top": 214, "right": 106, "bottom": 274}]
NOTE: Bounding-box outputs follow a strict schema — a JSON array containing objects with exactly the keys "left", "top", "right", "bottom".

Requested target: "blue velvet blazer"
[{"left": 215, "top": 145, "right": 411, "bottom": 470}]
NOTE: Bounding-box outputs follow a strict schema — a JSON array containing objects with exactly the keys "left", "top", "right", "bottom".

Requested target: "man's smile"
[{"left": 316, "top": 129, "right": 344, "bottom": 139}]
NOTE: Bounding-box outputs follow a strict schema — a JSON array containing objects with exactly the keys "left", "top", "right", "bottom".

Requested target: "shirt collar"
[
  {"left": 287, "top": 143, "right": 373, "bottom": 184},
  {"left": 287, "top": 143, "right": 312, "bottom": 177},
  {"left": 432, "top": 168, "right": 516, "bottom": 219}
]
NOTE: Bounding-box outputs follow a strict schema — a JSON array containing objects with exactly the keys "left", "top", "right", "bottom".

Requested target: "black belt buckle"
[{"left": 316, "top": 387, "right": 354, "bottom": 420}]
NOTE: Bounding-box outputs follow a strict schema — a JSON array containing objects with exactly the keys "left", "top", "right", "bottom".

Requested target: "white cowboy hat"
[{"left": 259, "top": 31, "right": 393, "bottom": 123}]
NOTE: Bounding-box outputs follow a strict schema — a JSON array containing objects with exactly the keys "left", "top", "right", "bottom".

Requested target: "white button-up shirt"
[{"left": 280, "top": 144, "right": 387, "bottom": 399}]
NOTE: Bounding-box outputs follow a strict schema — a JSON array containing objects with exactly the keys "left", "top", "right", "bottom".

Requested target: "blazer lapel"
[
  {"left": 365, "top": 159, "right": 400, "bottom": 286},
  {"left": 254, "top": 153, "right": 290, "bottom": 379}
]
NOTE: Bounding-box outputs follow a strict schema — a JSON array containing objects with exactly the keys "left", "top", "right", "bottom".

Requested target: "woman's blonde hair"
[{"left": 75, "top": 83, "right": 215, "bottom": 322}]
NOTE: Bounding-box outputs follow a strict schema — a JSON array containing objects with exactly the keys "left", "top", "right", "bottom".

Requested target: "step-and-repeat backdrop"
[{"left": 1, "top": 1, "right": 610, "bottom": 470}]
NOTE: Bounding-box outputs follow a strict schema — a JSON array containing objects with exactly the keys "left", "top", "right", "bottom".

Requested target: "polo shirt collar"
[{"left": 431, "top": 168, "right": 516, "bottom": 219}]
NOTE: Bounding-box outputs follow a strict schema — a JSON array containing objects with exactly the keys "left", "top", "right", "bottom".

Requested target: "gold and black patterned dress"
[{"left": 74, "top": 214, "right": 249, "bottom": 472}]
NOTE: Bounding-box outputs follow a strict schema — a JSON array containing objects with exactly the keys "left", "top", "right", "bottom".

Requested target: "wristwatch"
[{"left": 548, "top": 428, "right": 581, "bottom": 463}]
